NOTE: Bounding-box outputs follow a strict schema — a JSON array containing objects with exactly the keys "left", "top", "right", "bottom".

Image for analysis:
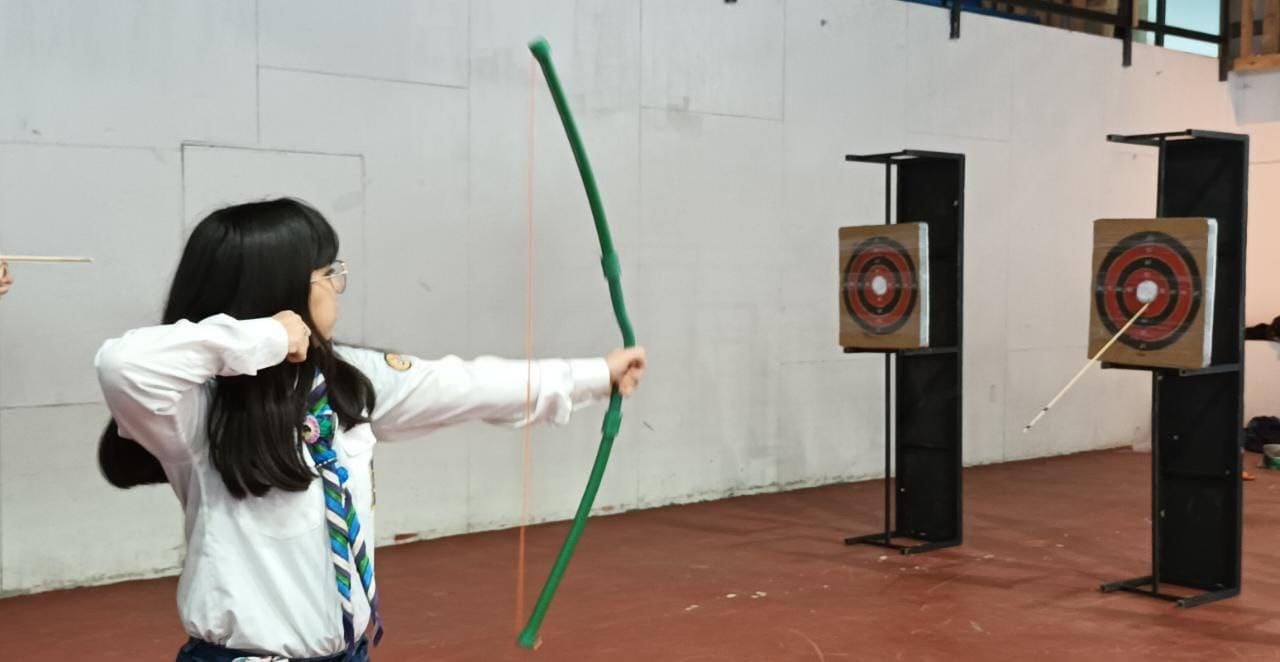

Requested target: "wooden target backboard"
[
  {"left": 839, "top": 223, "right": 930, "bottom": 349},
  {"left": 1089, "top": 217, "right": 1217, "bottom": 370}
]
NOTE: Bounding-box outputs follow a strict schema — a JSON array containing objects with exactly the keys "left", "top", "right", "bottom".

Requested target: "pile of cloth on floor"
[{"left": 1245, "top": 416, "right": 1280, "bottom": 475}]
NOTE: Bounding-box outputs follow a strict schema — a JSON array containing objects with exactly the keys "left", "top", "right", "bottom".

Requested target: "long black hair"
[{"left": 98, "top": 199, "right": 376, "bottom": 498}]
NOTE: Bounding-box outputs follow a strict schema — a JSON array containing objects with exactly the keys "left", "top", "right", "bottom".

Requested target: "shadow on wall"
[{"left": 1230, "top": 71, "right": 1280, "bottom": 124}]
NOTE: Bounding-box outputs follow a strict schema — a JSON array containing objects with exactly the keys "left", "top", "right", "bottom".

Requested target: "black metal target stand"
[
  {"left": 842, "top": 150, "right": 964, "bottom": 555},
  {"left": 1099, "top": 130, "right": 1248, "bottom": 607}
]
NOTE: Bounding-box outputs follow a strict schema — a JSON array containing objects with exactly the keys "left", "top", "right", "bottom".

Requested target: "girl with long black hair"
[{"left": 95, "top": 198, "right": 645, "bottom": 661}]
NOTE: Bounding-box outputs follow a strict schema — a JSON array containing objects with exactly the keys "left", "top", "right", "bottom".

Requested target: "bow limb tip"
[
  {"left": 516, "top": 630, "right": 543, "bottom": 650},
  {"left": 528, "top": 37, "right": 551, "bottom": 60}
]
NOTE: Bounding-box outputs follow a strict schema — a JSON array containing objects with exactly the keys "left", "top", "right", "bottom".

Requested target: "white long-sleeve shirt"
[{"left": 94, "top": 314, "right": 612, "bottom": 658}]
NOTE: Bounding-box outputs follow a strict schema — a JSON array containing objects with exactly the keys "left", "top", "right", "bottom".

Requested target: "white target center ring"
[
  {"left": 871, "top": 275, "right": 889, "bottom": 297},
  {"left": 1136, "top": 279, "right": 1158, "bottom": 304}
]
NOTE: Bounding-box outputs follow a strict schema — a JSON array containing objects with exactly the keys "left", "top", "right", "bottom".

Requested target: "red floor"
[{"left": 5, "top": 448, "right": 1280, "bottom": 661}]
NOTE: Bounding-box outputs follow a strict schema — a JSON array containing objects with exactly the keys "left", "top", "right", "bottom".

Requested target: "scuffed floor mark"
[{"left": 788, "top": 628, "right": 826, "bottom": 661}]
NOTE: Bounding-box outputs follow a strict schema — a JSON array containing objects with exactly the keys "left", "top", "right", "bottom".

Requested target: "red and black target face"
[
  {"left": 1094, "top": 230, "right": 1201, "bottom": 351},
  {"left": 842, "top": 236, "right": 918, "bottom": 335}
]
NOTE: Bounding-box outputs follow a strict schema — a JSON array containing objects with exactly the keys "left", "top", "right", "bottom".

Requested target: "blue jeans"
[{"left": 176, "top": 637, "right": 369, "bottom": 662}]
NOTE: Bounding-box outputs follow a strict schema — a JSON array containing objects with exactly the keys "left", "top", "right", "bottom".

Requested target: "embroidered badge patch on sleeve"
[{"left": 384, "top": 353, "right": 411, "bottom": 371}]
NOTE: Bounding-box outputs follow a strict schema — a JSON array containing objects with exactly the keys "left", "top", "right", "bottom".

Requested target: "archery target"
[
  {"left": 1089, "top": 218, "right": 1217, "bottom": 370},
  {"left": 839, "top": 223, "right": 930, "bottom": 349}
]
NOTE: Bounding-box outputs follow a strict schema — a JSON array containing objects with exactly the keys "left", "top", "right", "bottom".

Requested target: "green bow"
[{"left": 517, "top": 37, "right": 637, "bottom": 649}]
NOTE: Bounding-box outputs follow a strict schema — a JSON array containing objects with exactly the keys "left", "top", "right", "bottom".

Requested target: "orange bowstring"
[{"left": 515, "top": 57, "right": 536, "bottom": 634}]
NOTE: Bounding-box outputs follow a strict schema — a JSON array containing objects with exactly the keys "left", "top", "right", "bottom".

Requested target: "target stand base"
[
  {"left": 843, "top": 530, "right": 960, "bottom": 556},
  {"left": 1100, "top": 575, "right": 1239, "bottom": 609}
]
